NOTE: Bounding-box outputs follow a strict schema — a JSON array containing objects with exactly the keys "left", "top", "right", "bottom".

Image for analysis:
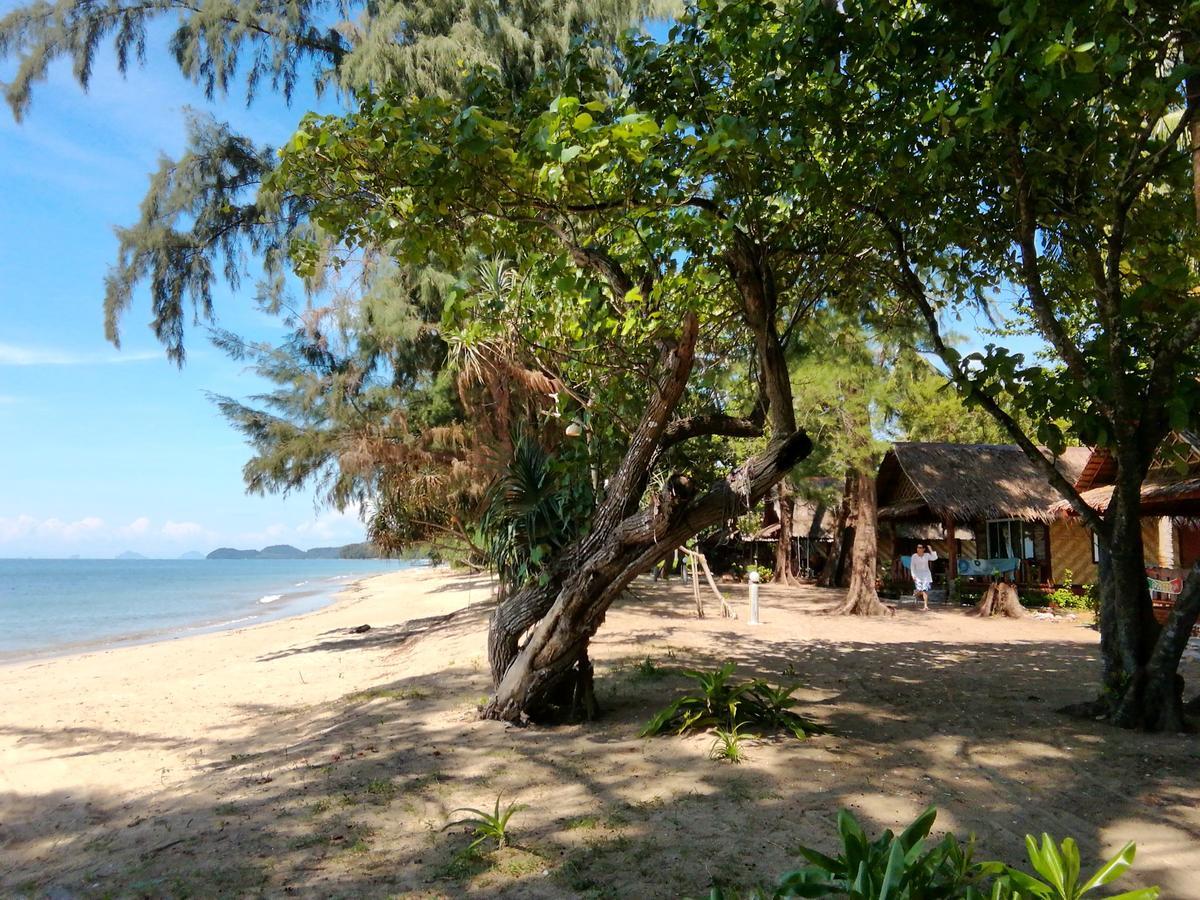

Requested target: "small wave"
[
  {"left": 258, "top": 594, "right": 283, "bottom": 604},
  {"left": 213, "top": 615, "right": 255, "bottom": 628}
]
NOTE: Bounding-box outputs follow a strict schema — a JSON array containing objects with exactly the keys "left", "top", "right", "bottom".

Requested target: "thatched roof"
[
  {"left": 1050, "top": 477, "right": 1200, "bottom": 518},
  {"left": 877, "top": 443, "right": 1091, "bottom": 524}
]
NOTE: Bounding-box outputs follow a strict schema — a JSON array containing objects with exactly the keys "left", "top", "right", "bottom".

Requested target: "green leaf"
[
  {"left": 1027, "top": 834, "right": 1068, "bottom": 893},
  {"left": 897, "top": 806, "right": 937, "bottom": 850},
  {"left": 1043, "top": 43, "right": 1069, "bottom": 65},
  {"left": 1080, "top": 842, "right": 1136, "bottom": 893},
  {"left": 879, "top": 838, "right": 906, "bottom": 900}
]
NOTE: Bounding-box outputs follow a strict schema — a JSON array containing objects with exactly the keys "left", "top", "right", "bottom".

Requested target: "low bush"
[
  {"left": 1046, "top": 571, "right": 1099, "bottom": 611},
  {"left": 709, "top": 723, "right": 755, "bottom": 763},
  {"left": 640, "top": 662, "right": 820, "bottom": 740},
  {"left": 710, "top": 806, "right": 1157, "bottom": 899}
]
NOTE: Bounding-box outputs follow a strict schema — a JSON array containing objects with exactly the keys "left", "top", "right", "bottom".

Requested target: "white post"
[{"left": 748, "top": 569, "right": 761, "bottom": 625}]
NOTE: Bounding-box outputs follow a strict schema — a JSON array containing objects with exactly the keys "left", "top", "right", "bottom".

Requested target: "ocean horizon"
[{"left": 0, "top": 557, "right": 428, "bottom": 661}]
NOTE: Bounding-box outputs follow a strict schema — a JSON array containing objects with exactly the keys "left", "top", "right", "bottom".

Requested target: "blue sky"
[
  {"left": 0, "top": 29, "right": 362, "bottom": 558},
  {"left": 0, "top": 17, "right": 1045, "bottom": 559}
]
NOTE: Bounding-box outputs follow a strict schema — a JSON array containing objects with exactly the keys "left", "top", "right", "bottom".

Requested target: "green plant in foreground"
[
  {"left": 441, "top": 796, "right": 524, "bottom": 852},
  {"left": 984, "top": 834, "right": 1157, "bottom": 900},
  {"left": 710, "top": 807, "right": 1158, "bottom": 899},
  {"left": 640, "top": 662, "right": 820, "bottom": 740},
  {"left": 710, "top": 724, "right": 755, "bottom": 763},
  {"left": 772, "top": 806, "right": 979, "bottom": 898}
]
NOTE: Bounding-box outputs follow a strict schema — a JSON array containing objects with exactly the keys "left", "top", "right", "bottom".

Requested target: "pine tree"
[{"left": 1, "top": 0, "right": 676, "bottom": 360}]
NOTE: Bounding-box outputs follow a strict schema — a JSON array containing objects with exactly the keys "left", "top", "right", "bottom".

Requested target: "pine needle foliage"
[
  {"left": 2, "top": 0, "right": 676, "bottom": 361},
  {"left": 104, "top": 112, "right": 311, "bottom": 364}
]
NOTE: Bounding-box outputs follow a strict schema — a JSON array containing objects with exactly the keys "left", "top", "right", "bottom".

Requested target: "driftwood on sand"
[{"left": 973, "top": 581, "right": 1025, "bottom": 618}]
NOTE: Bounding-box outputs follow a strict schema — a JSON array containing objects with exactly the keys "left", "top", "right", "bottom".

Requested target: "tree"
[
  {"left": 790, "top": 316, "right": 894, "bottom": 615},
  {"left": 268, "top": 36, "right": 842, "bottom": 717},
  {"left": 762, "top": 0, "right": 1200, "bottom": 729},
  {"left": 1, "top": 0, "right": 675, "bottom": 360}
]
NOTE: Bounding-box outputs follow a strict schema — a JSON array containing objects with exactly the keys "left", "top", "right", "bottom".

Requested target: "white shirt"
[{"left": 910, "top": 551, "right": 937, "bottom": 581}]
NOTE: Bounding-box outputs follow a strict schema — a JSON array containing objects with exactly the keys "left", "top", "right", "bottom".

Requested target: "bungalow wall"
[{"left": 1049, "top": 518, "right": 1171, "bottom": 585}]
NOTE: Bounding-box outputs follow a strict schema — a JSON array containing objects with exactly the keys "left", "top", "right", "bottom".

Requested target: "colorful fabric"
[
  {"left": 957, "top": 557, "right": 1020, "bottom": 576},
  {"left": 1147, "top": 576, "right": 1183, "bottom": 595}
]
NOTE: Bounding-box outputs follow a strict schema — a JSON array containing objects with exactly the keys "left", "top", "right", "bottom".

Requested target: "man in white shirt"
[{"left": 910, "top": 544, "right": 938, "bottom": 610}]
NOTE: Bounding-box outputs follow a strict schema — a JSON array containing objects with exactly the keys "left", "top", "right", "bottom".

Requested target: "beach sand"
[{"left": 2, "top": 570, "right": 1197, "bottom": 897}]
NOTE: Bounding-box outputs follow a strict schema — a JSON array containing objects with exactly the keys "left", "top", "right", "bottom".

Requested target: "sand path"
[{"left": 2, "top": 570, "right": 1197, "bottom": 897}]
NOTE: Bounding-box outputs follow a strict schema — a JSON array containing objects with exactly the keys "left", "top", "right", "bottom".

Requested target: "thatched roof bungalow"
[
  {"left": 877, "top": 443, "right": 1090, "bottom": 525},
  {"left": 876, "top": 443, "right": 1091, "bottom": 589},
  {"left": 1046, "top": 433, "right": 1200, "bottom": 583}
]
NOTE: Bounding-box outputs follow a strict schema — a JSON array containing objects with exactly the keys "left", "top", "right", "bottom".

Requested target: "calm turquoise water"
[{"left": 0, "top": 558, "right": 427, "bottom": 660}]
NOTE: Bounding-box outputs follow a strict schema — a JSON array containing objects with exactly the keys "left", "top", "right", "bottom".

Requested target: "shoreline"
[
  {"left": 0, "top": 560, "right": 431, "bottom": 668},
  {"left": 0, "top": 566, "right": 492, "bottom": 821}
]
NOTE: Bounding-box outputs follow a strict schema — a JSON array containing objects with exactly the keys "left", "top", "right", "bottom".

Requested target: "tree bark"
[
  {"left": 830, "top": 469, "right": 889, "bottom": 615},
  {"left": 974, "top": 581, "right": 1024, "bottom": 618},
  {"left": 1102, "top": 481, "right": 1163, "bottom": 727}
]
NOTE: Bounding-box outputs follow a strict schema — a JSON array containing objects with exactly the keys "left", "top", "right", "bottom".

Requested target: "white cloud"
[
  {"left": 162, "top": 520, "right": 210, "bottom": 540},
  {"left": 0, "top": 514, "right": 38, "bottom": 542},
  {"left": 34, "top": 516, "right": 107, "bottom": 540},
  {"left": 120, "top": 516, "right": 152, "bottom": 536},
  {"left": 0, "top": 342, "right": 162, "bottom": 367}
]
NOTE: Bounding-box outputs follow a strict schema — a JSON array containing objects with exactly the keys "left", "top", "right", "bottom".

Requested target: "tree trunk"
[
  {"left": 830, "top": 469, "right": 889, "bottom": 615},
  {"left": 481, "top": 308, "right": 812, "bottom": 723},
  {"left": 818, "top": 472, "right": 854, "bottom": 588},
  {"left": 482, "top": 430, "right": 813, "bottom": 722},
  {"left": 1100, "top": 482, "right": 1164, "bottom": 727},
  {"left": 485, "top": 314, "right": 702, "bottom": 696},
  {"left": 773, "top": 481, "right": 799, "bottom": 585},
  {"left": 974, "top": 581, "right": 1024, "bottom": 618}
]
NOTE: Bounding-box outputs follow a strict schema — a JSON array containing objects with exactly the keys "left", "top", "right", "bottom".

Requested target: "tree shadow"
[
  {"left": 257, "top": 604, "right": 491, "bottom": 661},
  {"left": 4, "top": 581, "right": 1197, "bottom": 898}
]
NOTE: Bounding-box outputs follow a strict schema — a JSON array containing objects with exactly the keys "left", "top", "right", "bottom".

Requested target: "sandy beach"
[{"left": 2, "top": 569, "right": 1198, "bottom": 897}]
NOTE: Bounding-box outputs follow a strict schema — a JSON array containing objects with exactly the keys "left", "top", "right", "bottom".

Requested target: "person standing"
[{"left": 910, "top": 543, "right": 938, "bottom": 610}]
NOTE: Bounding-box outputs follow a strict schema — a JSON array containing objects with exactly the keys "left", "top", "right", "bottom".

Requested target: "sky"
[
  {"left": 0, "top": 13, "right": 1046, "bottom": 559},
  {"left": 0, "top": 21, "right": 362, "bottom": 558}
]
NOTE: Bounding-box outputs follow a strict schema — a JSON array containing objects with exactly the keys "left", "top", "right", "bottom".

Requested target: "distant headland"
[{"left": 205, "top": 542, "right": 384, "bottom": 560}]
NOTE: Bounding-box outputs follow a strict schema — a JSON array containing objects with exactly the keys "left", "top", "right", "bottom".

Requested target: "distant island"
[
  {"left": 178, "top": 551, "right": 205, "bottom": 560},
  {"left": 115, "top": 551, "right": 148, "bottom": 560},
  {"left": 206, "top": 542, "right": 384, "bottom": 560}
]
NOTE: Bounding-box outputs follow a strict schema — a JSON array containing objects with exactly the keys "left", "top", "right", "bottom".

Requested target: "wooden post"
[{"left": 945, "top": 515, "right": 958, "bottom": 603}]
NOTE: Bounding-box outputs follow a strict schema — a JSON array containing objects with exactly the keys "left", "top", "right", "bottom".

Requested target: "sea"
[{"left": 0, "top": 557, "right": 428, "bottom": 661}]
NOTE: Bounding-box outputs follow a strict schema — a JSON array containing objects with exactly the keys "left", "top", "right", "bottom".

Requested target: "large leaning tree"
[
  {"left": 728, "top": 0, "right": 1200, "bottom": 729},
  {"left": 263, "top": 24, "right": 905, "bottom": 716}
]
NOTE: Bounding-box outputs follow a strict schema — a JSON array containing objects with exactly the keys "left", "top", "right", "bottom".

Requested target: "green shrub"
[
  {"left": 709, "top": 724, "right": 755, "bottom": 763},
  {"left": 709, "top": 807, "right": 1158, "bottom": 899},
  {"left": 441, "top": 796, "right": 524, "bottom": 852},
  {"left": 1019, "top": 590, "right": 1052, "bottom": 608},
  {"left": 639, "top": 662, "right": 820, "bottom": 740},
  {"left": 1046, "top": 571, "right": 1099, "bottom": 611}
]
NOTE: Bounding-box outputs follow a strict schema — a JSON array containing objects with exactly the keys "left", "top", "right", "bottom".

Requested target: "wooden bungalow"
[
  {"left": 875, "top": 442, "right": 1093, "bottom": 596},
  {"left": 700, "top": 477, "right": 840, "bottom": 578},
  {"left": 1048, "top": 433, "right": 1200, "bottom": 600}
]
